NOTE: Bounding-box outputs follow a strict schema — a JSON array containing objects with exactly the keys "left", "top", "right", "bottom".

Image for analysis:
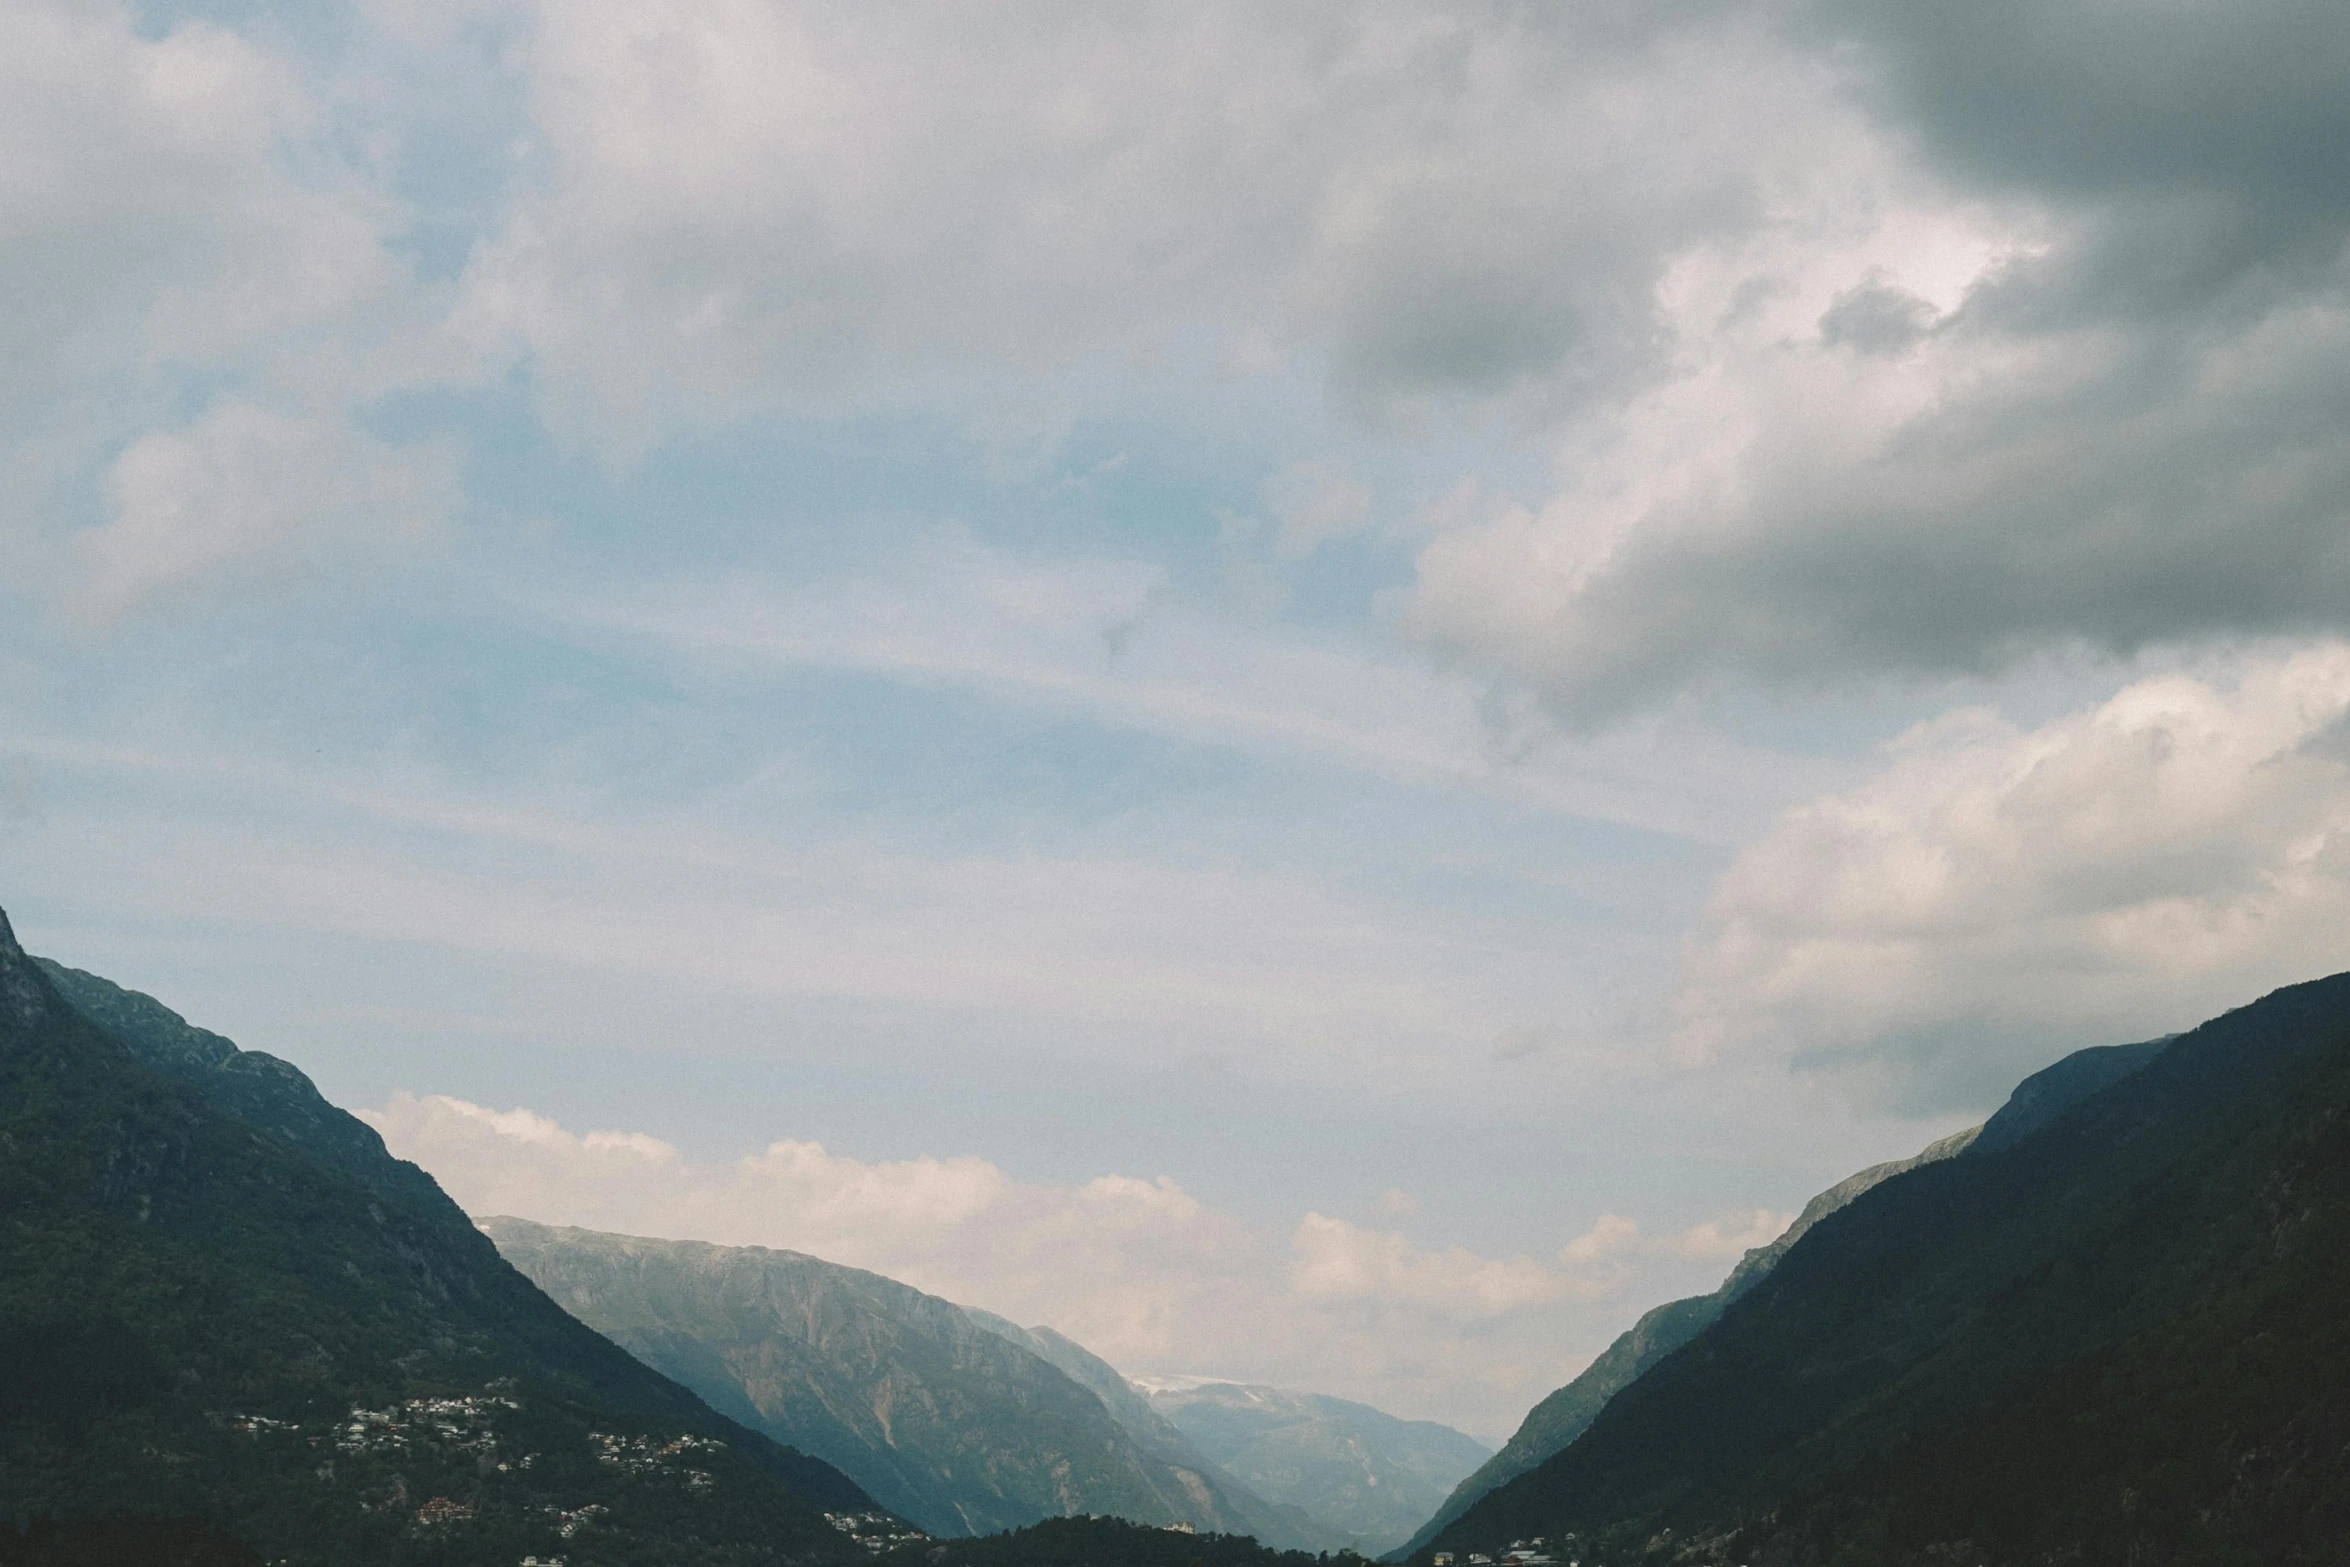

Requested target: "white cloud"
[
  {"left": 0, "top": 0, "right": 390, "bottom": 388},
  {"left": 1555, "top": 1208, "right": 1791, "bottom": 1270},
  {"left": 447, "top": 0, "right": 1838, "bottom": 450},
  {"left": 75, "top": 399, "right": 460, "bottom": 621},
  {"left": 1673, "top": 1207, "right": 1791, "bottom": 1260},
  {"left": 1291, "top": 1212, "right": 1576, "bottom": 1317},
  {"left": 364, "top": 1091, "right": 1760, "bottom": 1437},
  {"left": 0, "top": 0, "right": 468, "bottom": 625},
  {"left": 1679, "top": 641, "right": 2350, "bottom": 1109}
]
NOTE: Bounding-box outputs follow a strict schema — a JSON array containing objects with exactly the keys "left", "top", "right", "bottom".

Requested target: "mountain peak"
[{"left": 0, "top": 902, "right": 61, "bottom": 1030}]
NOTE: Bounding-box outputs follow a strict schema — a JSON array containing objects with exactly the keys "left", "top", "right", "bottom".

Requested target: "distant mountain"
[
  {"left": 485, "top": 1219, "right": 1305, "bottom": 1542},
  {"left": 1426, "top": 978, "right": 2350, "bottom": 1564},
  {"left": 0, "top": 912, "right": 882, "bottom": 1564},
  {"left": 1138, "top": 1379, "right": 1489, "bottom": 1555},
  {"left": 959, "top": 1311, "right": 1344, "bottom": 1551},
  {"left": 1398, "top": 1123, "right": 1986, "bottom": 1557}
]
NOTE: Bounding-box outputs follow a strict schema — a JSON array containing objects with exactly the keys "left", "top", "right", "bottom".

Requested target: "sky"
[{"left": 6, "top": 0, "right": 2350, "bottom": 1443}]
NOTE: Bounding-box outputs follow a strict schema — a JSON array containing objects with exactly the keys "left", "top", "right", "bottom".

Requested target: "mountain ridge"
[
  {"left": 484, "top": 1217, "right": 1332, "bottom": 1544},
  {"left": 1395, "top": 1121, "right": 1987, "bottom": 1557},
  {"left": 1424, "top": 974, "right": 2350, "bottom": 1564},
  {"left": 0, "top": 913, "right": 883, "bottom": 1563},
  {"left": 956, "top": 1312, "right": 1346, "bottom": 1551},
  {"left": 1139, "top": 1378, "right": 1488, "bottom": 1556}
]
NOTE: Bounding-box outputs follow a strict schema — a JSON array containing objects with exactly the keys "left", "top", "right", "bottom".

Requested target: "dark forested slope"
[
  {"left": 1429, "top": 975, "right": 2350, "bottom": 1566},
  {"left": 875, "top": 1514, "right": 1374, "bottom": 1567},
  {"left": 0, "top": 910, "right": 880, "bottom": 1566},
  {"left": 1399, "top": 1125, "right": 1981, "bottom": 1558}
]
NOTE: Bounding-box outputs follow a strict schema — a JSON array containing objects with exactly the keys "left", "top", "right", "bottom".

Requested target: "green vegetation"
[
  {"left": 876, "top": 1515, "right": 1377, "bottom": 1567},
  {"left": 0, "top": 1517, "right": 260, "bottom": 1566},
  {"left": 1428, "top": 974, "right": 2350, "bottom": 1565},
  {"left": 0, "top": 909, "right": 880, "bottom": 1565}
]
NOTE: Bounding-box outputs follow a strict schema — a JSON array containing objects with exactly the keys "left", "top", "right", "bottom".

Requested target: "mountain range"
[
  {"left": 482, "top": 1218, "right": 1344, "bottom": 1545},
  {"left": 17, "top": 891, "right": 2350, "bottom": 1565},
  {"left": 1136, "top": 1378, "right": 1489, "bottom": 1555},
  {"left": 1421, "top": 976, "right": 2350, "bottom": 1564},
  {"left": 0, "top": 909, "right": 891, "bottom": 1564},
  {"left": 952, "top": 1312, "right": 1351, "bottom": 1549}
]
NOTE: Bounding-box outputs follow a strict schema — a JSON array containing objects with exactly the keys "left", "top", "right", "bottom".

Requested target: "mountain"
[
  {"left": 1425, "top": 977, "right": 2350, "bottom": 1565},
  {"left": 483, "top": 1219, "right": 1306, "bottom": 1542},
  {"left": 1967, "top": 1035, "right": 2171, "bottom": 1155},
  {"left": 1, "top": 914, "right": 884, "bottom": 1565},
  {"left": 1399, "top": 1124, "right": 1985, "bottom": 1556},
  {"left": 958, "top": 1311, "right": 1344, "bottom": 1551},
  {"left": 1138, "top": 1380, "right": 1489, "bottom": 1555}
]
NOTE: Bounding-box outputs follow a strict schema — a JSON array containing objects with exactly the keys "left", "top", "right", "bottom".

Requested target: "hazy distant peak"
[
  {"left": 1142, "top": 1375, "right": 1490, "bottom": 1555},
  {"left": 1128, "top": 1373, "right": 1244, "bottom": 1395}
]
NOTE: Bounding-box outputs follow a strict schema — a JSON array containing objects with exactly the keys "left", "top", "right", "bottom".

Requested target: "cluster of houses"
[
  {"left": 1431, "top": 1539, "right": 1567, "bottom": 1567},
  {"left": 336, "top": 1392, "right": 522, "bottom": 1458},
  {"left": 553, "top": 1502, "right": 609, "bottom": 1539},
  {"left": 826, "top": 1509, "right": 934, "bottom": 1554},
  {"left": 588, "top": 1428, "right": 724, "bottom": 1491}
]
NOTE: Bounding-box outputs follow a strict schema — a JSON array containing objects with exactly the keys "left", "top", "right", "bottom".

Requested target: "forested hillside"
[
  {"left": 0, "top": 912, "right": 881, "bottom": 1565},
  {"left": 1427, "top": 975, "right": 2350, "bottom": 1566}
]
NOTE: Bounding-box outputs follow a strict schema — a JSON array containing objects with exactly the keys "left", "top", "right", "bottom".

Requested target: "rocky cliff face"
[{"left": 485, "top": 1218, "right": 1300, "bottom": 1541}]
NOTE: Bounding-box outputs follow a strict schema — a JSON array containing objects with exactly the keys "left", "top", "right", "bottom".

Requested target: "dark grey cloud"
[
  {"left": 1814, "top": 0, "right": 2350, "bottom": 217},
  {"left": 1407, "top": 0, "right": 2350, "bottom": 719},
  {"left": 1817, "top": 0, "right": 2350, "bottom": 320},
  {"left": 1818, "top": 275, "right": 1938, "bottom": 353}
]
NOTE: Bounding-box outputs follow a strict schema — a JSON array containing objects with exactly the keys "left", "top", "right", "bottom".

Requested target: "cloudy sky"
[{"left": 7, "top": 0, "right": 2350, "bottom": 1440}]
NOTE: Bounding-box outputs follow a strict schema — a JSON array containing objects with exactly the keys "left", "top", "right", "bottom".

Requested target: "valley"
[{"left": 9, "top": 900, "right": 2350, "bottom": 1566}]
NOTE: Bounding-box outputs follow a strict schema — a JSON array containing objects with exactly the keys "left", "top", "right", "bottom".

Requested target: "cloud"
[
  {"left": 1555, "top": 1209, "right": 1789, "bottom": 1269},
  {"left": 22, "top": 0, "right": 2350, "bottom": 703},
  {"left": 1811, "top": 0, "right": 2350, "bottom": 268},
  {"left": 445, "top": 0, "right": 1838, "bottom": 450},
  {"left": 362, "top": 1091, "right": 1733, "bottom": 1435},
  {"left": 1678, "top": 641, "right": 2350, "bottom": 1110},
  {"left": 1673, "top": 1207, "right": 1791, "bottom": 1260},
  {"left": 1291, "top": 1212, "right": 1575, "bottom": 1317},
  {"left": 0, "top": 0, "right": 394, "bottom": 399},
  {"left": 0, "top": 0, "right": 466, "bottom": 623},
  {"left": 74, "top": 399, "right": 460, "bottom": 621},
  {"left": 1401, "top": 2, "right": 2350, "bottom": 718}
]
